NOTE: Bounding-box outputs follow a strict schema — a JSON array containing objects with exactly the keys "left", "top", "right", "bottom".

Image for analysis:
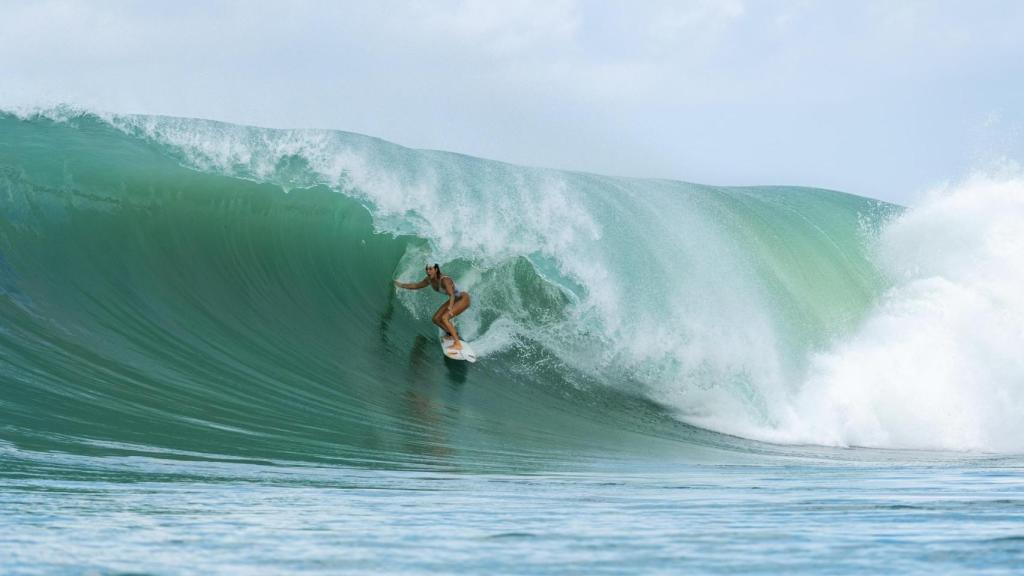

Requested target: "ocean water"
[{"left": 1, "top": 110, "right": 1022, "bottom": 574}]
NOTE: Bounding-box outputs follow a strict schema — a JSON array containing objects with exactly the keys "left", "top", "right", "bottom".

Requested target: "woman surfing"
[{"left": 393, "top": 264, "right": 471, "bottom": 352}]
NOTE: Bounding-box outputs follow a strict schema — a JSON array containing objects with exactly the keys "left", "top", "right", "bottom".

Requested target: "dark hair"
[{"left": 428, "top": 263, "right": 441, "bottom": 275}]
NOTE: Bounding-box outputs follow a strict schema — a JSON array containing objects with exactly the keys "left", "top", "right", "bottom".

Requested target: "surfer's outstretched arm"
[{"left": 393, "top": 277, "right": 429, "bottom": 290}]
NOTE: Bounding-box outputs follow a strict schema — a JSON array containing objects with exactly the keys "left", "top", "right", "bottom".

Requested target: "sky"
[{"left": 1, "top": 0, "right": 1022, "bottom": 204}]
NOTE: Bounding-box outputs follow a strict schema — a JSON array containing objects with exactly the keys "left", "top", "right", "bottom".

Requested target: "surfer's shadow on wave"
[
  {"left": 407, "top": 334, "right": 469, "bottom": 387},
  {"left": 399, "top": 335, "right": 470, "bottom": 459},
  {"left": 442, "top": 354, "right": 469, "bottom": 384}
]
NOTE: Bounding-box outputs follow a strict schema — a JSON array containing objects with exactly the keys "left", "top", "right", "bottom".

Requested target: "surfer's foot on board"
[{"left": 447, "top": 340, "right": 463, "bottom": 351}]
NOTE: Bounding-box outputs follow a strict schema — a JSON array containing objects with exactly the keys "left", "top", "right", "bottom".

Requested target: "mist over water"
[{"left": 776, "top": 170, "right": 1024, "bottom": 452}]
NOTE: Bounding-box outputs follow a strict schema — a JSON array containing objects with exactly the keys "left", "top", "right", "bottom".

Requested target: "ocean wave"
[{"left": 3, "top": 109, "right": 1015, "bottom": 458}]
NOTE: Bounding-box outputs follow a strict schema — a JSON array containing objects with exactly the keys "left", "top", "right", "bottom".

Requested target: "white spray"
[{"left": 771, "top": 169, "right": 1024, "bottom": 452}]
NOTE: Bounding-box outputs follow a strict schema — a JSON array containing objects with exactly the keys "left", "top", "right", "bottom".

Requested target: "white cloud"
[
  {"left": 412, "top": 0, "right": 580, "bottom": 58},
  {"left": 645, "top": 0, "right": 745, "bottom": 54}
]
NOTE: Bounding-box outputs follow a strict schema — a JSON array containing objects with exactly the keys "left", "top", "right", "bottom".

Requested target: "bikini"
[{"left": 433, "top": 275, "right": 462, "bottom": 299}]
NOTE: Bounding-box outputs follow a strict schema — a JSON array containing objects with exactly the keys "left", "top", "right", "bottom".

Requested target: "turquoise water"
[
  {"left": 5, "top": 450, "right": 1022, "bottom": 575},
  {"left": 1, "top": 111, "right": 1022, "bottom": 574}
]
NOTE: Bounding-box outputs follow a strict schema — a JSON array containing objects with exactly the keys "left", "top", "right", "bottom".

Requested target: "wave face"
[{"left": 1, "top": 110, "right": 1018, "bottom": 463}]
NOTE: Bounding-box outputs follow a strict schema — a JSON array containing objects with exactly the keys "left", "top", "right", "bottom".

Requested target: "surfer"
[{"left": 393, "top": 264, "right": 471, "bottom": 351}]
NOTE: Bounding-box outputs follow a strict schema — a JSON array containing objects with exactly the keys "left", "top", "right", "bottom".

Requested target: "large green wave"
[{"left": 0, "top": 111, "right": 899, "bottom": 467}]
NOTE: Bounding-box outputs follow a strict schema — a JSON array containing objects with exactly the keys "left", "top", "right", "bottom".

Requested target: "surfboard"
[{"left": 440, "top": 331, "right": 477, "bottom": 363}]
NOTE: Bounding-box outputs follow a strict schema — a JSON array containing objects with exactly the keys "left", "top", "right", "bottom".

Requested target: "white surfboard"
[{"left": 440, "top": 331, "right": 477, "bottom": 363}]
